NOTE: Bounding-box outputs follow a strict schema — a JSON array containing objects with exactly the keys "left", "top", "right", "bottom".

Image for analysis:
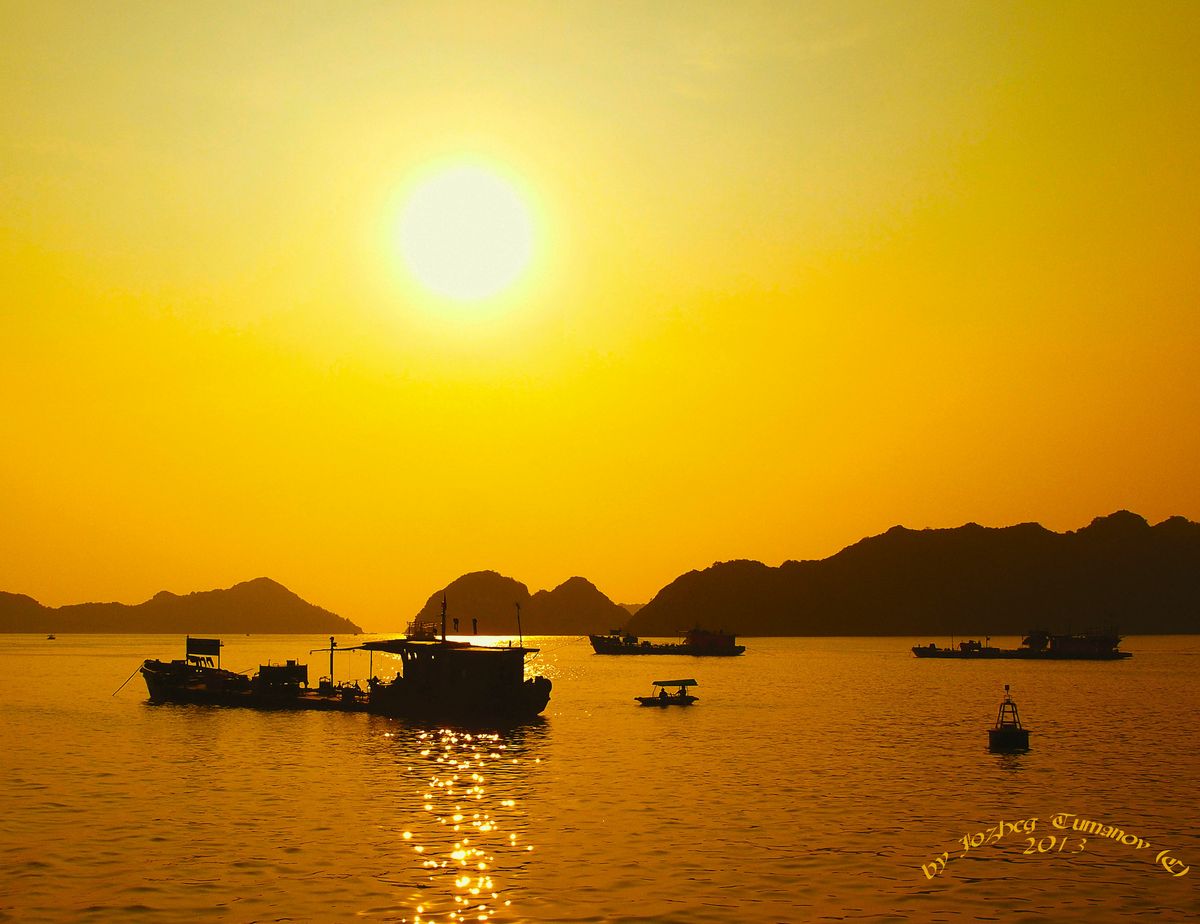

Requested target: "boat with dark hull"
[
  {"left": 590, "top": 627, "right": 745, "bottom": 656},
  {"left": 352, "top": 637, "right": 550, "bottom": 722},
  {"left": 635, "top": 679, "right": 698, "bottom": 707},
  {"left": 912, "top": 629, "right": 1132, "bottom": 660},
  {"left": 140, "top": 626, "right": 552, "bottom": 723},
  {"left": 140, "top": 636, "right": 369, "bottom": 711}
]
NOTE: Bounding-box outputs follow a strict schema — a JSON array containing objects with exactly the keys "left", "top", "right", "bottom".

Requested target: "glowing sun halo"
[{"left": 397, "top": 164, "right": 535, "bottom": 302}]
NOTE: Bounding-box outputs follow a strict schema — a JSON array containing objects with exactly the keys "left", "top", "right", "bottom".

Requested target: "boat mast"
[
  {"left": 441, "top": 593, "right": 447, "bottom": 641},
  {"left": 516, "top": 601, "right": 523, "bottom": 649},
  {"left": 309, "top": 637, "right": 338, "bottom": 683}
]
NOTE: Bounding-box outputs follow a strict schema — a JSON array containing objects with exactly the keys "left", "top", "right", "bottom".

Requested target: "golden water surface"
[{"left": 2, "top": 635, "right": 1198, "bottom": 922}]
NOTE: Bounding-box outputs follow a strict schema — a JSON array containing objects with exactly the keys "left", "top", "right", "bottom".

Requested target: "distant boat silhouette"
[
  {"left": 913, "top": 629, "right": 1131, "bottom": 660},
  {"left": 591, "top": 627, "right": 745, "bottom": 656},
  {"left": 405, "top": 616, "right": 440, "bottom": 641}
]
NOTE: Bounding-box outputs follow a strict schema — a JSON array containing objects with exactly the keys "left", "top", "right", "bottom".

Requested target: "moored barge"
[
  {"left": 912, "top": 629, "right": 1131, "bottom": 660},
  {"left": 589, "top": 627, "right": 745, "bottom": 656}
]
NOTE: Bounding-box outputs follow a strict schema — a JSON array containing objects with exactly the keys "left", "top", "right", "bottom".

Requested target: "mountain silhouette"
[
  {"left": 0, "top": 578, "right": 362, "bottom": 634},
  {"left": 627, "top": 512, "right": 1200, "bottom": 636},
  {"left": 6, "top": 511, "right": 1196, "bottom": 637},
  {"left": 527, "top": 576, "right": 631, "bottom": 634},
  {"left": 413, "top": 571, "right": 628, "bottom": 635}
]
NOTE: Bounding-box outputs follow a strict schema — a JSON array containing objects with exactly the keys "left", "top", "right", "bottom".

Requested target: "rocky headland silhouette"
[
  {"left": 0, "top": 577, "right": 362, "bottom": 634},
  {"left": 627, "top": 511, "right": 1200, "bottom": 637}
]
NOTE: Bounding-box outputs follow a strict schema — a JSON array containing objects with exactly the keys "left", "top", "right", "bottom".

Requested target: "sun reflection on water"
[{"left": 385, "top": 727, "right": 541, "bottom": 922}]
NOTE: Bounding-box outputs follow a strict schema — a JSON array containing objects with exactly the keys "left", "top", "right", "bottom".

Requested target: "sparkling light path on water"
[{"left": 393, "top": 729, "right": 541, "bottom": 922}]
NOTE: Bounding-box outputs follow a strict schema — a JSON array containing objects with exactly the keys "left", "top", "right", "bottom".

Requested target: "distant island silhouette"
[
  {"left": 0, "top": 577, "right": 362, "bottom": 635},
  {"left": 405, "top": 511, "right": 1199, "bottom": 638},
  {"left": 413, "top": 572, "right": 630, "bottom": 636},
  {"left": 627, "top": 511, "right": 1200, "bottom": 637},
  {"left": 4, "top": 512, "right": 1197, "bottom": 636}
]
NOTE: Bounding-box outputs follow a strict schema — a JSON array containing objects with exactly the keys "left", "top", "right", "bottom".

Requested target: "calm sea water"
[{"left": 2, "top": 634, "right": 1198, "bottom": 922}]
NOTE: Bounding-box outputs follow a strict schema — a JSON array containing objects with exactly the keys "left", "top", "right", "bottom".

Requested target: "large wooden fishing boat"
[
  {"left": 139, "top": 619, "right": 551, "bottom": 723},
  {"left": 589, "top": 627, "right": 745, "bottom": 656},
  {"left": 350, "top": 636, "right": 551, "bottom": 721}
]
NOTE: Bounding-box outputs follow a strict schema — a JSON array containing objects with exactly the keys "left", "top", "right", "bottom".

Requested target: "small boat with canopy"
[{"left": 635, "top": 679, "right": 698, "bottom": 707}]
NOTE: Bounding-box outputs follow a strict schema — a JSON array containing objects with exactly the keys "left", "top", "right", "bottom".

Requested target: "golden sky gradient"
[{"left": 3, "top": 2, "right": 1198, "bottom": 629}]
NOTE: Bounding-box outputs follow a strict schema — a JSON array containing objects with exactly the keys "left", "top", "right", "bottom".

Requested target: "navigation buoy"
[{"left": 988, "top": 684, "right": 1030, "bottom": 751}]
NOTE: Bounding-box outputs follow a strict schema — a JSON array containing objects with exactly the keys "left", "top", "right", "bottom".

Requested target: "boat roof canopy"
[
  {"left": 346, "top": 638, "right": 539, "bottom": 655},
  {"left": 652, "top": 678, "right": 698, "bottom": 687}
]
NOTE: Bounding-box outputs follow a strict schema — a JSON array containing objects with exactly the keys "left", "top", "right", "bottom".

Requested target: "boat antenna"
[
  {"left": 441, "top": 593, "right": 447, "bottom": 642},
  {"left": 516, "top": 601, "right": 523, "bottom": 649}
]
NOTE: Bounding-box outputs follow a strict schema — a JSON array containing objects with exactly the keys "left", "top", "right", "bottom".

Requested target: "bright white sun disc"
[{"left": 397, "top": 165, "right": 534, "bottom": 301}]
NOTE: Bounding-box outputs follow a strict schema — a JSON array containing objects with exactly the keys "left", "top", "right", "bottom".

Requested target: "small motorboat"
[
  {"left": 636, "top": 679, "right": 698, "bottom": 707},
  {"left": 46, "top": 634, "right": 56, "bottom": 640},
  {"left": 988, "top": 684, "right": 1030, "bottom": 751}
]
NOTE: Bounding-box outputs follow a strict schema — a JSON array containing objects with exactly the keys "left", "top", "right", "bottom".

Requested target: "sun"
[{"left": 396, "top": 163, "right": 535, "bottom": 302}]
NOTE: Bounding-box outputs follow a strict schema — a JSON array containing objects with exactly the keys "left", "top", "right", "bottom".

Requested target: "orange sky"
[{"left": 3, "top": 2, "right": 1198, "bottom": 630}]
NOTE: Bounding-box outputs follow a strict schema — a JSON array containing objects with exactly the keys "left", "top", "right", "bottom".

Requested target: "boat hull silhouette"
[
  {"left": 590, "top": 628, "right": 745, "bottom": 656},
  {"left": 913, "top": 630, "right": 1131, "bottom": 660},
  {"left": 140, "top": 637, "right": 552, "bottom": 723},
  {"left": 141, "top": 658, "right": 369, "bottom": 711}
]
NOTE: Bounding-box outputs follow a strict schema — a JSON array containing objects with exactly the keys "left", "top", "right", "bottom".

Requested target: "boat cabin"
[
  {"left": 345, "top": 637, "right": 548, "bottom": 719},
  {"left": 256, "top": 659, "right": 309, "bottom": 689}
]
